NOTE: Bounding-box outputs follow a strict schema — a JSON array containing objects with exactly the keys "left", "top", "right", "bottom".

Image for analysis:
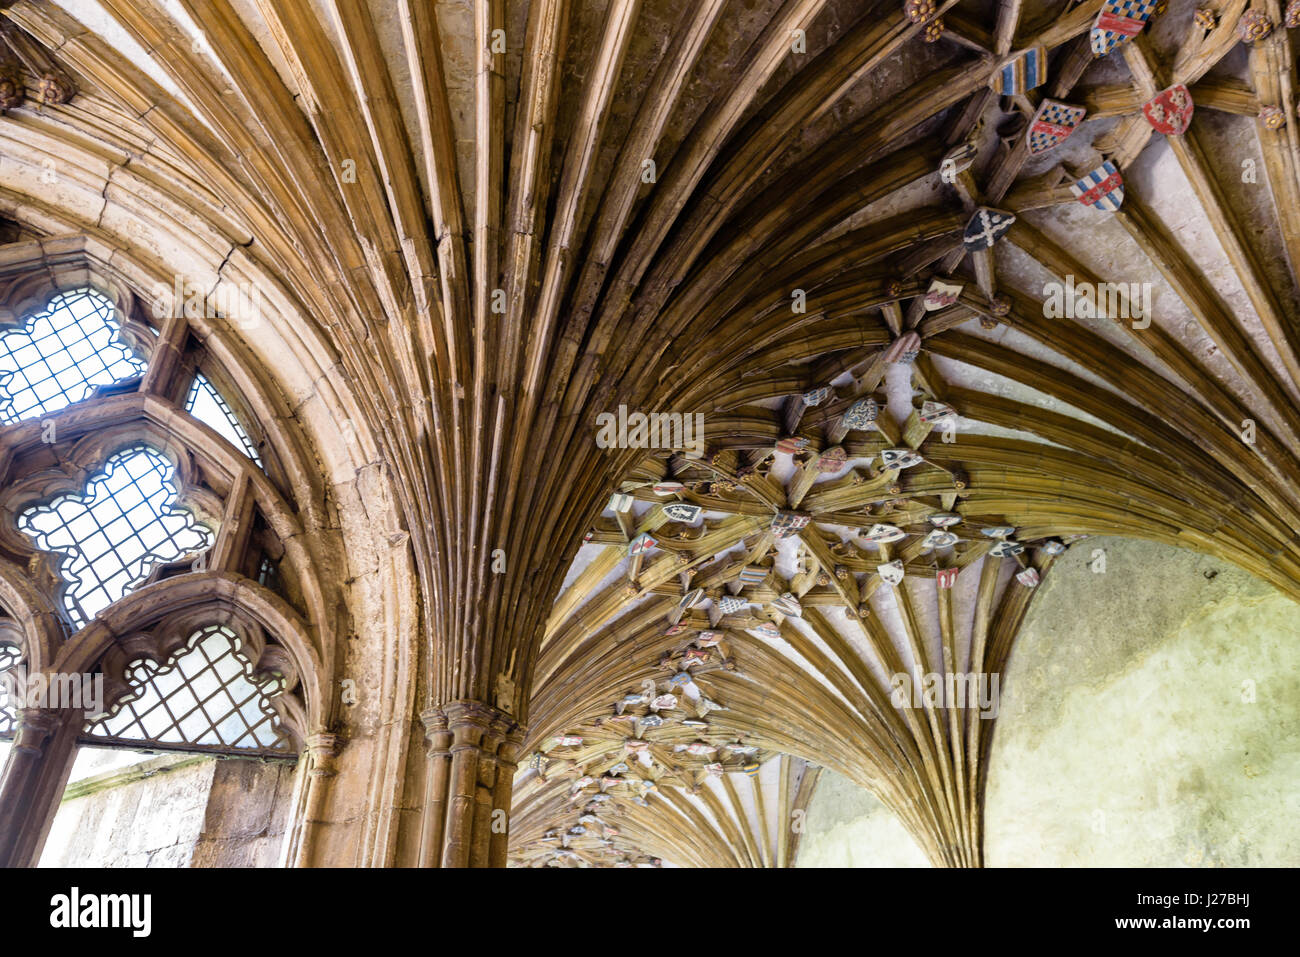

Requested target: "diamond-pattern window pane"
[
  {"left": 84, "top": 625, "right": 292, "bottom": 754},
  {"left": 17, "top": 447, "right": 214, "bottom": 629},
  {"left": 0, "top": 643, "right": 18, "bottom": 739},
  {"left": 184, "top": 373, "right": 263, "bottom": 466},
  {"left": 0, "top": 288, "right": 145, "bottom": 424}
]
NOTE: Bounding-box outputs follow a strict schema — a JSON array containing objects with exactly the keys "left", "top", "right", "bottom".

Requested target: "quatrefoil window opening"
[
  {"left": 17, "top": 447, "right": 214, "bottom": 629},
  {"left": 0, "top": 643, "right": 18, "bottom": 738},
  {"left": 0, "top": 288, "right": 145, "bottom": 424},
  {"left": 84, "top": 624, "right": 291, "bottom": 754}
]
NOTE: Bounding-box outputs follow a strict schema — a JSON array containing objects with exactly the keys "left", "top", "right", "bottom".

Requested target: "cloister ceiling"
[{"left": 1, "top": 0, "right": 1298, "bottom": 866}]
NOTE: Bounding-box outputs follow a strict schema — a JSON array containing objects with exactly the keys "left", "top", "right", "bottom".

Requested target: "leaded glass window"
[
  {"left": 185, "top": 373, "right": 263, "bottom": 466},
  {"left": 0, "top": 288, "right": 145, "bottom": 424},
  {"left": 84, "top": 625, "right": 292, "bottom": 756},
  {"left": 17, "top": 447, "right": 214, "bottom": 628},
  {"left": 0, "top": 643, "right": 18, "bottom": 739}
]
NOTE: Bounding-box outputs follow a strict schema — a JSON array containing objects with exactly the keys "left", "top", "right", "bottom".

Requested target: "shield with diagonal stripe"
[{"left": 963, "top": 207, "right": 1016, "bottom": 251}]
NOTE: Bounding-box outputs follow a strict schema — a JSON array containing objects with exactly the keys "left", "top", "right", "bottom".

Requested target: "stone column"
[
  {"left": 419, "top": 700, "right": 523, "bottom": 868},
  {"left": 0, "top": 706, "right": 82, "bottom": 867}
]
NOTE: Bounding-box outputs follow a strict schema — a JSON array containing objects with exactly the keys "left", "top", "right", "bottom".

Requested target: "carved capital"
[
  {"left": 305, "top": 731, "right": 340, "bottom": 777},
  {"left": 424, "top": 699, "right": 525, "bottom": 763},
  {"left": 13, "top": 707, "right": 62, "bottom": 754}
]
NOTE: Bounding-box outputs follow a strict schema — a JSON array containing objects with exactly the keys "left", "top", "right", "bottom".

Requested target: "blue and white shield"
[
  {"left": 662, "top": 502, "right": 702, "bottom": 523},
  {"left": 1090, "top": 0, "right": 1157, "bottom": 57},
  {"left": 963, "top": 207, "right": 1016, "bottom": 251},
  {"left": 802, "top": 386, "right": 834, "bottom": 407},
  {"left": 716, "top": 595, "right": 747, "bottom": 615},
  {"left": 1071, "top": 160, "right": 1124, "bottom": 211},
  {"left": 992, "top": 46, "right": 1046, "bottom": 95},
  {"left": 842, "top": 397, "right": 879, "bottom": 430}
]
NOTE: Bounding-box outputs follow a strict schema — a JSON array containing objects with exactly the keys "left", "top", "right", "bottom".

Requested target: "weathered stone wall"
[
  {"left": 795, "top": 769, "right": 929, "bottom": 867},
  {"left": 38, "top": 750, "right": 297, "bottom": 867},
  {"left": 795, "top": 538, "right": 1300, "bottom": 867},
  {"left": 192, "top": 759, "right": 299, "bottom": 867},
  {"left": 986, "top": 537, "right": 1300, "bottom": 867}
]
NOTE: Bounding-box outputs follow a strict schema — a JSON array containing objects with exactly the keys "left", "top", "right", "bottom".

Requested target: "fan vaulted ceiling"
[{"left": 1, "top": 0, "right": 1298, "bottom": 867}]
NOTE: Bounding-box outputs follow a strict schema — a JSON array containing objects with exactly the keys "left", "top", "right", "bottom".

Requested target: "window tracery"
[
  {"left": 16, "top": 446, "right": 214, "bottom": 628},
  {"left": 85, "top": 624, "right": 295, "bottom": 757},
  {"left": 0, "top": 287, "right": 145, "bottom": 424},
  {"left": 0, "top": 641, "right": 18, "bottom": 738},
  {"left": 0, "top": 273, "right": 320, "bottom": 765}
]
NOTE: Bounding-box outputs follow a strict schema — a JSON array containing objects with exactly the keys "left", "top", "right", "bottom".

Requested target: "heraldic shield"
[
  {"left": 1071, "top": 160, "right": 1124, "bottom": 211},
  {"left": 1142, "top": 84, "right": 1193, "bottom": 135}
]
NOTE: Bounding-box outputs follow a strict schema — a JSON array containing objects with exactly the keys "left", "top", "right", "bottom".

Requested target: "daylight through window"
[
  {"left": 17, "top": 447, "right": 214, "bottom": 628},
  {"left": 0, "top": 288, "right": 144, "bottom": 424}
]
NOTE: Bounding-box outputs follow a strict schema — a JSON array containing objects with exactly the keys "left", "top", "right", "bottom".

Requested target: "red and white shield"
[
  {"left": 923, "top": 279, "right": 963, "bottom": 311},
  {"left": 817, "top": 445, "right": 847, "bottom": 473},
  {"left": 936, "top": 568, "right": 959, "bottom": 589},
  {"left": 1016, "top": 567, "right": 1041, "bottom": 588},
  {"left": 883, "top": 331, "right": 922, "bottom": 363},
  {"left": 1142, "top": 84, "right": 1193, "bottom": 135},
  {"left": 776, "top": 436, "right": 810, "bottom": 455}
]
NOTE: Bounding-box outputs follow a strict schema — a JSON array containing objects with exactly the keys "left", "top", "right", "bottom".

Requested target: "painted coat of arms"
[
  {"left": 770, "top": 510, "right": 809, "bottom": 539},
  {"left": 992, "top": 46, "right": 1046, "bottom": 95},
  {"left": 963, "top": 207, "right": 1016, "bottom": 251},
  {"left": 1027, "top": 99, "right": 1086, "bottom": 154},
  {"left": 841, "top": 397, "right": 879, "bottom": 430},
  {"left": 923, "top": 279, "right": 963, "bottom": 311},
  {"left": 1142, "top": 84, "right": 1193, "bottom": 135},
  {"left": 1090, "top": 0, "right": 1158, "bottom": 57},
  {"left": 1071, "top": 160, "right": 1124, "bottom": 211}
]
